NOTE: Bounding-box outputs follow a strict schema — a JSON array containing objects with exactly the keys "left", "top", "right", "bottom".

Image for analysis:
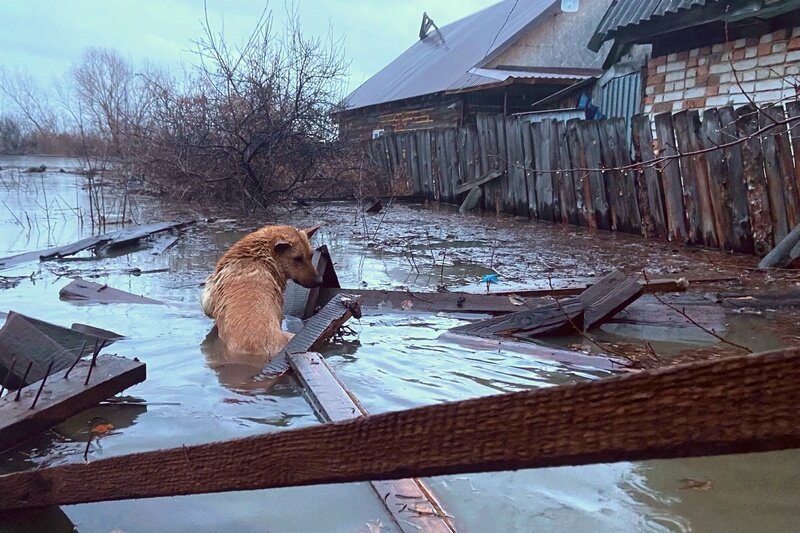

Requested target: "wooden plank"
[
  {"left": 766, "top": 106, "right": 800, "bottom": 229},
  {"left": 758, "top": 109, "right": 790, "bottom": 243},
  {"left": 420, "top": 130, "right": 433, "bottom": 200},
  {"left": 318, "top": 287, "right": 549, "bottom": 314},
  {"left": 476, "top": 115, "right": 490, "bottom": 176},
  {"left": 597, "top": 119, "right": 623, "bottom": 231},
  {"left": 458, "top": 186, "right": 483, "bottom": 213},
  {"left": 289, "top": 353, "right": 455, "bottom": 533},
  {"left": 717, "top": 106, "right": 754, "bottom": 253},
  {"left": 785, "top": 101, "right": 800, "bottom": 197},
  {"left": 576, "top": 120, "right": 611, "bottom": 230},
  {"left": 3, "top": 348, "right": 799, "bottom": 510},
  {"left": 449, "top": 298, "right": 583, "bottom": 338},
  {"left": 453, "top": 169, "right": 504, "bottom": 195},
  {"left": 672, "top": 110, "right": 717, "bottom": 247},
  {"left": 432, "top": 130, "right": 445, "bottom": 203},
  {"left": 444, "top": 128, "right": 459, "bottom": 204},
  {"left": 506, "top": 118, "right": 526, "bottom": 216},
  {"left": 548, "top": 119, "right": 564, "bottom": 223},
  {"left": 555, "top": 120, "right": 578, "bottom": 225},
  {"left": 758, "top": 222, "right": 800, "bottom": 269},
  {"left": 700, "top": 108, "right": 735, "bottom": 250},
  {"left": 0, "top": 355, "right": 146, "bottom": 454},
  {"left": 654, "top": 112, "right": 689, "bottom": 243},
  {"left": 566, "top": 119, "right": 589, "bottom": 227},
  {"left": 533, "top": 121, "right": 555, "bottom": 222},
  {"left": 522, "top": 119, "right": 538, "bottom": 218},
  {"left": 610, "top": 118, "right": 642, "bottom": 235},
  {"left": 736, "top": 105, "right": 773, "bottom": 255},
  {"left": 579, "top": 270, "right": 643, "bottom": 330},
  {"left": 262, "top": 293, "right": 361, "bottom": 376},
  {"left": 59, "top": 278, "right": 162, "bottom": 305},
  {"left": 631, "top": 114, "right": 667, "bottom": 238}
]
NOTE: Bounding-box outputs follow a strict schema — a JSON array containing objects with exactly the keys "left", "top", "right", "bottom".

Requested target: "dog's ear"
[
  {"left": 302, "top": 224, "right": 322, "bottom": 239},
  {"left": 274, "top": 241, "right": 292, "bottom": 254}
]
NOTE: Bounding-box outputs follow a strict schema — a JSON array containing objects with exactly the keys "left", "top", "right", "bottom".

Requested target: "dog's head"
[{"left": 273, "top": 224, "right": 323, "bottom": 288}]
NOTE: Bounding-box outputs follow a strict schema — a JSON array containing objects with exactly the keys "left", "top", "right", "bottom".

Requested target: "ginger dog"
[{"left": 202, "top": 224, "right": 322, "bottom": 360}]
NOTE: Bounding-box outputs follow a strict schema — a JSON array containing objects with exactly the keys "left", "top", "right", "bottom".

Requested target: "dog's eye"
[{"left": 293, "top": 256, "right": 303, "bottom": 262}]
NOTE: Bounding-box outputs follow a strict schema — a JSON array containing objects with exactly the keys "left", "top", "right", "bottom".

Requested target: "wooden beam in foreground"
[
  {"left": 289, "top": 353, "right": 455, "bottom": 533},
  {"left": 262, "top": 293, "right": 361, "bottom": 376},
  {"left": 0, "top": 355, "right": 146, "bottom": 454},
  {"left": 2, "top": 347, "right": 799, "bottom": 510}
]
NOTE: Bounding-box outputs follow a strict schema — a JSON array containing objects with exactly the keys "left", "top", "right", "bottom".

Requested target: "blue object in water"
[{"left": 481, "top": 274, "right": 500, "bottom": 284}]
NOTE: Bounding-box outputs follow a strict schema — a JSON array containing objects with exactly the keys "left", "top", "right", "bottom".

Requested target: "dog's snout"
[{"left": 313, "top": 275, "right": 323, "bottom": 287}]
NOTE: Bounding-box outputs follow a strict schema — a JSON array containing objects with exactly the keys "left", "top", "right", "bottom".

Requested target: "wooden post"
[
  {"left": 2, "top": 348, "right": 799, "bottom": 510},
  {"left": 717, "top": 106, "right": 754, "bottom": 254},
  {"left": 736, "top": 104, "right": 773, "bottom": 255},
  {"left": 653, "top": 112, "right": 689, "bottom": 243},
  {"left": 631, "top": 114, "right": 667, "bottom": 238}
]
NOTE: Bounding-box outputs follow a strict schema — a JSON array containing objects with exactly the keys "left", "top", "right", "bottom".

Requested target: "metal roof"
[
  {"left": 343, "top": 0, "right": 561, "bottom": 111},
  {"left": 589, "top": 0, "right": 710, "bottom": 51}
]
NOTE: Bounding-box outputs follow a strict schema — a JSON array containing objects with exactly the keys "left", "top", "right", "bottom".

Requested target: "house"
[
  {"left": 589, "top": 0, "right": 800, "bottom": 116},
  {"left": 337, "top": 0, "right": 613, "bottom": 140}
]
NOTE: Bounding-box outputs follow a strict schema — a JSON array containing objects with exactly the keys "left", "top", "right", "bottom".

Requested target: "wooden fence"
[{"left": 368, "top": 103, "right": 800, "bottom": 256}]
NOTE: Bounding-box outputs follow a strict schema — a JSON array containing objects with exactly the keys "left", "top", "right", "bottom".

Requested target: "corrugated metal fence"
[{"left": 368, "top": 103, "right": 800, "bottom": 256}]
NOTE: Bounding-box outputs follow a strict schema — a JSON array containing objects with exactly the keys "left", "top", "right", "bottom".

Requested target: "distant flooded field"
[{"left": 0, "top": 157, "right": 798, "bottom": 533}]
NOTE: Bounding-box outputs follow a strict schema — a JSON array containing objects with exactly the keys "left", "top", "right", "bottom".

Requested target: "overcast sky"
[{"left": 0, "top": 0, "right": 497, "bottom": 95}]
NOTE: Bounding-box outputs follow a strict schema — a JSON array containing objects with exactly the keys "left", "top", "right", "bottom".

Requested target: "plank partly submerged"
[{"left": 1, "top": 348, "right": 798, "bottom": 510}]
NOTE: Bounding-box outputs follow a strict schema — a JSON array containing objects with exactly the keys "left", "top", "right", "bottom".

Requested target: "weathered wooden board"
[
  {"left": 318, "top": 288, "right": 549, "bottom": 314},
  {"left": 672, "top": 110, "right": 717, "bottom": 247},
  {"left": 719, "top": 106, "right": 754, "bottom": 253},
  {"left": 766, "top": 106, "right": 800, "bottom": 229},
  {"left": 576, "top": 120, "right": 611, "bottom": 230},
  {"left": 597, "top": 120, "right": 624, "bottom": 232},
  {"left": 736, "top": 105, "right": 773, "bottom": 255},
  {"left": 566, "top": 119, "right": 589, "bottom": 227},
  {"left": 449, "top": 298, "right": 583, "bottom": 338},
  {"left": 262, "top": 293, "right": 361, "bottom": 376},
  {"left": 700, "top": 108, "right": 735, "bottom": 250},
  {"left": 610, "top": 118, "right": 642, "bottom": 235},
  {"left": 453, "top": 169, "right": 504, "bottom": 195},
  {"left": 289, "top": 353, "right": 455, "bottom": 533},
  {"left": 759, "top": 222, "right": 800, "bottom": 269},
  {"left": 758, "top": 110, "right": 790, "bottom": 243},
  {"left": 458, "top": 186, "right": 483, "bottom": 213},
  {"left": 653, "top": 112, "right": 688, "bottom": 243},
  {"left": 59, "top": 278, "right": 162, "bottom": 305},
  {"left": 555, "top": 120, "right": 579, "bottom": 225},
  {"left": 631, "top": 114, "right": 667, "bottom": 238},
  {"left": 579, "top": 270, "right": 643, "bottom": 330},
  {"left": 0, "top": 355, "right": 146, "bottom": 453},
  {"left": 785, "top": 101, "right": 800, "bottom": 195},
  {"left": 3, "top": 348, "right": 799, "bottom": 510}
]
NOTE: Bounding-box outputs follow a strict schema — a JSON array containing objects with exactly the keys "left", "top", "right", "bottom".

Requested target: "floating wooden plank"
[
  {"left": 59, "top": 278, "right": 162, "bottom": 305},
  {"left": 631, "top": 114, "right": 667, "bottom": 238},
  {"left": 0, "top": 221, "right": 194, "bottom": 270},
  {"left": 453, "top": 169, "right": 504, "bottom": 195},
  {"left": 736, "top": 105, "right": 773, "bottom": 255},
  {"left": 289, "top": 353, "right": 455, "bottom": 533},
  {"left": 654, "top": 112, "right": 688, "bottom": 243},
  {"left": 283, "top": 246, "right": 340, "bottom": 320},
  {"left": 318, "top": 287, "right": 548, "bottom": 314},
  {"left": 0, "top": 312, "right": 121, "bottom": 388},
  {"left": 3, "top": 348, "right": 799, "bottom": 510},
  {"left": 579, "top": 270, "right": 643, "bottom": 330},
  {"left": 449, "top": 298, "right": 583, "bottom": 339},
  {"left": 262, "top": 293, "right": 361, "bottom": 376},
  {"left": 0, "top": 355, "right": 146, "bottom": 454}
]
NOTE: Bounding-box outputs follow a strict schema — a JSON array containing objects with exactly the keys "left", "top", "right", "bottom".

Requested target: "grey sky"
[{"left": 0, "top": 0, "right": 497, "bottom": 95}]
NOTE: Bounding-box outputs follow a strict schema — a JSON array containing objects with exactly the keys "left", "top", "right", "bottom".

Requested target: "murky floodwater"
[{"left": 0, "top": 160, "right": 798, "bottom": 533}]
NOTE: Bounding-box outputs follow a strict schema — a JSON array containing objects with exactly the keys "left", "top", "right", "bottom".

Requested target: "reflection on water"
[{"left": 0, "top": 161, "right": 797, "bottom": 532}]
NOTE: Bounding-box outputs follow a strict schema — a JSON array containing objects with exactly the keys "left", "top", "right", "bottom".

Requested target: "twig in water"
[{"left": 640, "top": 270, "right": 752, "bottom": 353}]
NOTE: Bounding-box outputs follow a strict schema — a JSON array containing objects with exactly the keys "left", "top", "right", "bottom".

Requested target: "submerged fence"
[{"left": 368, "top": 103, "right": 800, "bottom": 256}]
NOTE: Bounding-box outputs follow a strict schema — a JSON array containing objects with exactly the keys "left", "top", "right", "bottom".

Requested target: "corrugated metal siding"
[
  {"left": 599, "top": 71, "right": 642, "bottom": 146},
  {"left": 593, "top": 0, "right": 710, "bottom": 46}
]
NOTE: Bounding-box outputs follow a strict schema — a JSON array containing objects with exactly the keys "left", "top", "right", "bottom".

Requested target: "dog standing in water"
[{"left": 202, "top": 224, "right": 321, "bottom": 364}]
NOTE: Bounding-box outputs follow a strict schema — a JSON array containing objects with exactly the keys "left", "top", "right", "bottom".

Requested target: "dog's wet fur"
[{"left": 201, "top": 224, "right": 321, "bottom": 364}]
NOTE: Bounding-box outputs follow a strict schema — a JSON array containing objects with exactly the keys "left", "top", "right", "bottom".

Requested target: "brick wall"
[{"left": 643, "top": 27, "right": 800, "bottom": 115}]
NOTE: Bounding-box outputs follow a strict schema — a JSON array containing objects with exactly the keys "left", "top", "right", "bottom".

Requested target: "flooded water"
[{"left": 0, "top": 160, "right": 798, "bottom": 532}]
